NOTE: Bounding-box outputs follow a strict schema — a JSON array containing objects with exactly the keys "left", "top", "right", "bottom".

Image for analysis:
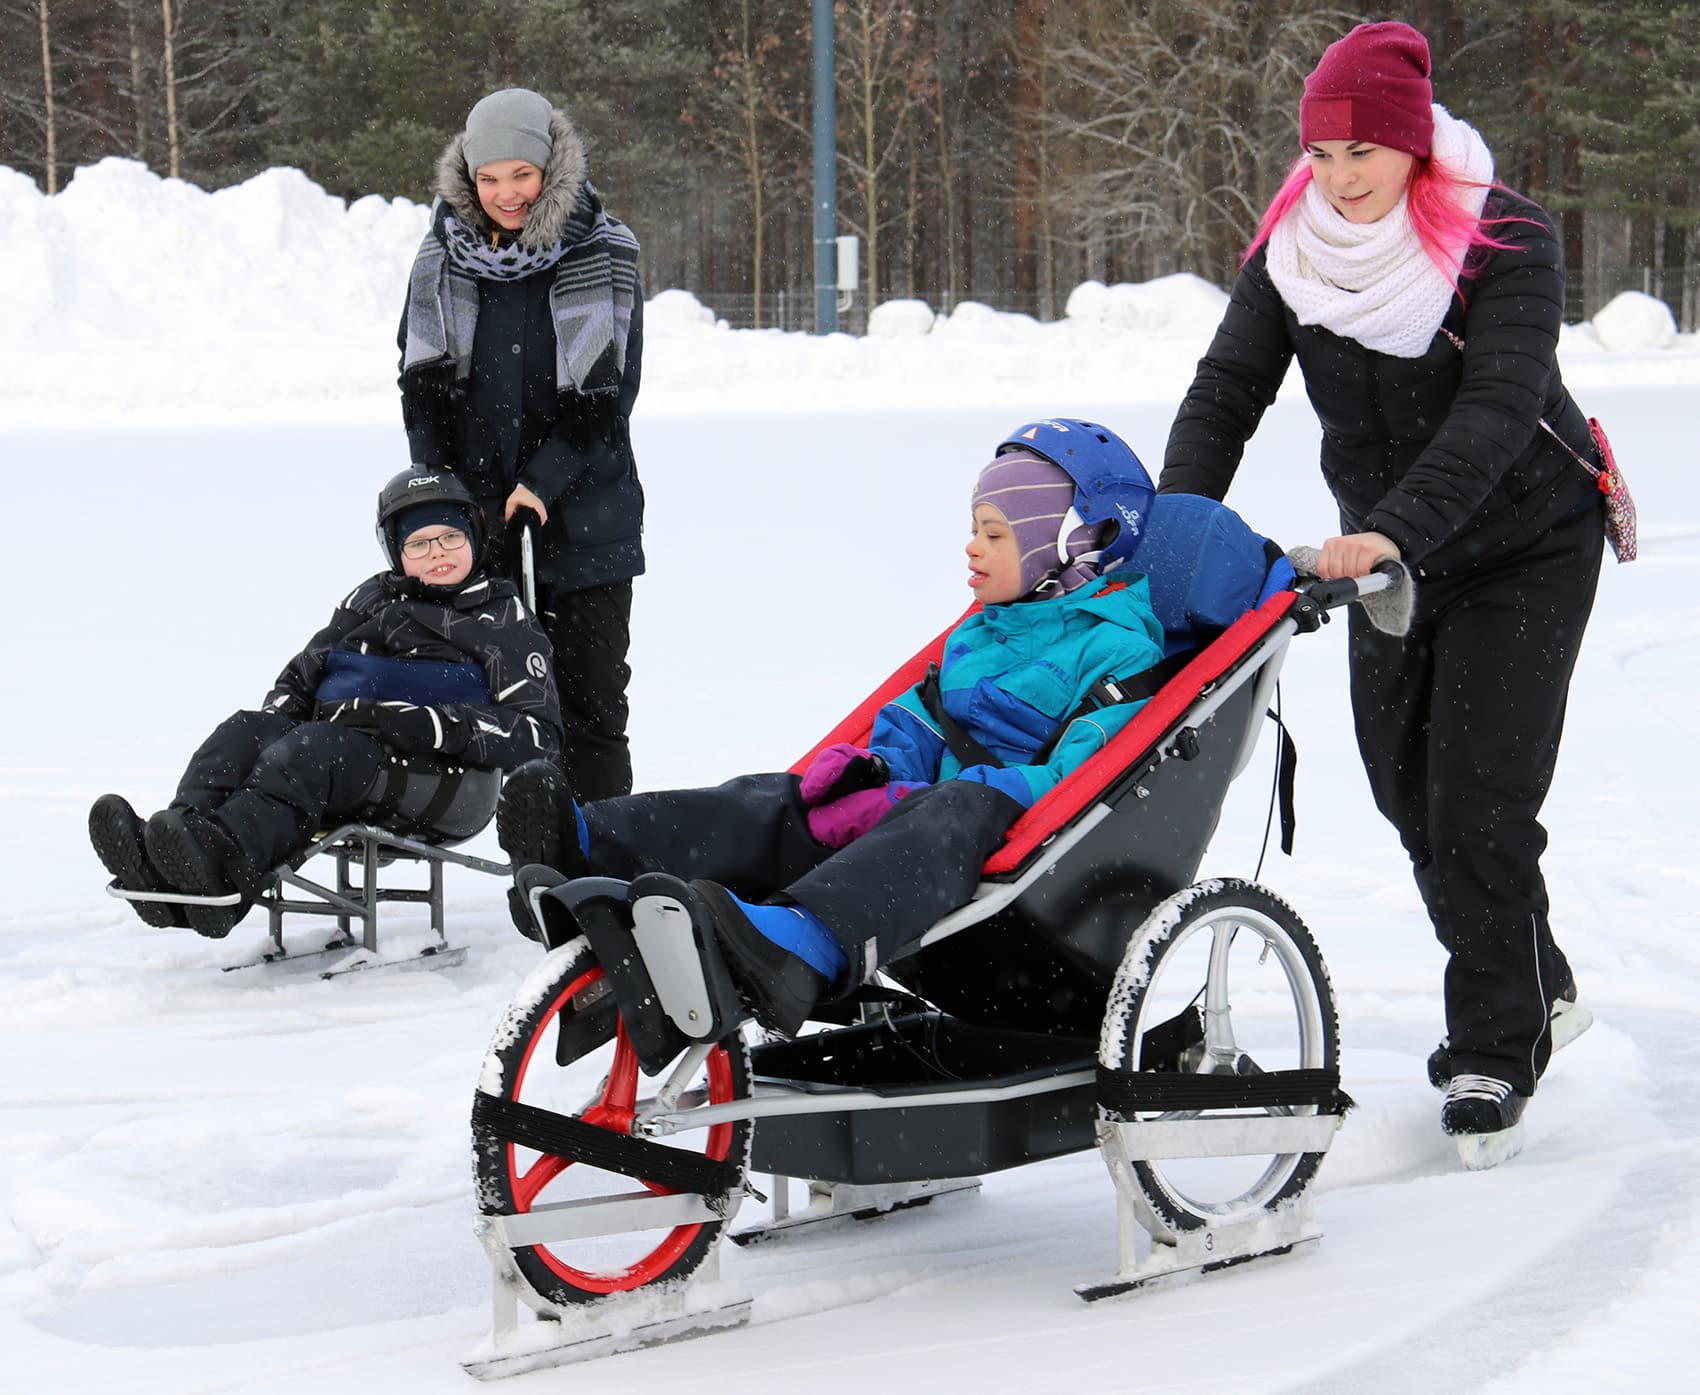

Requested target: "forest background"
[{"left": 4, "top": 0, "right": 1698, "bottom": 331}]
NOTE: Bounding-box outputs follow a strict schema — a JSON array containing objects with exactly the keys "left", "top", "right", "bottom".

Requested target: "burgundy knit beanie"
[
  {"left": 972, "top": 450, "right": 1110, "bottom": 600},
  {"left": 1300, "top": 21, "right": 1434, "bottom": 158}
]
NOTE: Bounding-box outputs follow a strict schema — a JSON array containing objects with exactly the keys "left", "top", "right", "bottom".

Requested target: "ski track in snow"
[{"left": 3, "top": 395, "right": 1698, "bottom": 1392}]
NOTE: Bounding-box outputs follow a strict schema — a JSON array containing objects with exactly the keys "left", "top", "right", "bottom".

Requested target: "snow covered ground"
[{"left": 2, "top": 160, "right": 1698, "bottom": 1392}]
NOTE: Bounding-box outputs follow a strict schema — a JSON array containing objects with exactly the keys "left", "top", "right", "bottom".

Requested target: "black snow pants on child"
[
  {"left": 580, "top": 773, "right": 1026, "bottom": 984},
  {"left": 171, "top": 710, "right": 388, "bottom": 883}
]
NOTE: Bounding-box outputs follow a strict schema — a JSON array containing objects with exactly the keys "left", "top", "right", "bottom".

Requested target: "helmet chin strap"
[
  {"left": 1028, "top": 505, "right": 1107, "bottom": 599},
  {"left": 1055, "top": 505, "right": 1087, "bottom": 563}
]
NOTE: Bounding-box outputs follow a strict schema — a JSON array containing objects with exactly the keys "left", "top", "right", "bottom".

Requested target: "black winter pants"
[
  {"left": 1348, "top": 504, "right": 1603, "bottom": 1095},
  {"left": 540, "top": 581, "right": 633, "bottom": 801},
  {"left": 580, "top": 774, "right": 1024, "bottom": 983},
  {"left": 172, "top": 710, "right": 387, "bottom": 883}
]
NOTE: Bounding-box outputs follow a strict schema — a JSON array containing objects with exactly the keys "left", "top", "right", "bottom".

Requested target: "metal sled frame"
[{"left": 244, "top": 820, "right": 511, "bottom": 972}]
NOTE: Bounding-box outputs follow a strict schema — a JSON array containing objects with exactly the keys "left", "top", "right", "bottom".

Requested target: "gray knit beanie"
[{"left": 463, "top": 88, "right": 554, "bottom": 175}]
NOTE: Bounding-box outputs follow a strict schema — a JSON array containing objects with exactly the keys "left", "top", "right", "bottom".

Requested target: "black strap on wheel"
[
  {"left": 471, "top": 1092, "right": 743, "bottom": 1197},
  {"left": 1097, "top": 1065, "right": 1351, "bottom": 1115}
]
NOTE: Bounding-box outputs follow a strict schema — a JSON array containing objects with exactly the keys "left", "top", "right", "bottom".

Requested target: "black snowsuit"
[
  {"left": 580, "top": 777, "right": 1023, "bottom": 986},
  {"left": 172, "top": 570, "right": 562, "bottom": 885},
  {"left": 1163, "top": 187, "right": 1604, "bottom": 1096},
  {"left": 399, "top": 107, "right": 644, "bottom": 802}
]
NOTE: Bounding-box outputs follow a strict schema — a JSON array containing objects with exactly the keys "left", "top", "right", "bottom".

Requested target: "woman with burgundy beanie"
[{"left": 1163, "top": 21, "right": 1606, "bottom": 1166}]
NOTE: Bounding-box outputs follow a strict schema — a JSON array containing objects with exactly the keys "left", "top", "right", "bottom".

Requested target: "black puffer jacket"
[
  {"left": 398, "top": 107, "right": 644, "bottom": 593},
  {"left": 1162, "top": 188, "right": 1600, "bottom": 576},
  {"left": 264, "top": 571, "right": 563, "bottom": 769}
]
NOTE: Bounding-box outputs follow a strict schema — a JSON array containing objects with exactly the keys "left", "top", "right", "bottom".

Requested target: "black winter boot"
[
  {"left": 497, "top": 760, "right": 587, "bottom": 939},
  {"left": 690, "top": 880, "right": 830, "bottom": 1038},
  {"left": 89, "top": 794, "right": 186, "bottom": 929},
  {"left": 143, "top": 809, "right": 249, "bottom": 939}
]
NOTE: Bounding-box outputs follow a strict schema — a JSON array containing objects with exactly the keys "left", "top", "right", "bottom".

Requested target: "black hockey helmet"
[{"left": 375, "top": 468, "right": 484, "bottom": 572}]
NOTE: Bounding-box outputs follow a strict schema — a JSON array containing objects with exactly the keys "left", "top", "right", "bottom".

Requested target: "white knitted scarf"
[{"left": 1267, "top": 105, "right": 1494, "bottom": 358}]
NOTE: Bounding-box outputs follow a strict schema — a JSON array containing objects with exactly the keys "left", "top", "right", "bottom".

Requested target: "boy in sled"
[
  {"left": 89, "top": 470, "right": 563, "bottom": 938},
  {"left": 498, "top": 421, "right": 1168, "bottom": 1035}
]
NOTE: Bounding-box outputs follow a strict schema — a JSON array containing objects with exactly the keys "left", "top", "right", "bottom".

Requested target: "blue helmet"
[{"left": 996, "top": 418, "right": 1155, "bottom": 571}]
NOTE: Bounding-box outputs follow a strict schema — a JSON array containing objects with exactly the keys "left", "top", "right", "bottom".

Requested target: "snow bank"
[
  {"left": 1590, "top": 291, "right": 1680, "bottom": 352},
  {"left": 1, "top": 158, "right": 1697, "bottom": 429}
]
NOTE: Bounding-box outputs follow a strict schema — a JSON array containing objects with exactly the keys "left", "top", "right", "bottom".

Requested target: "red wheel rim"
[{"left": 505, "top": 964, "right": 740, "bottom": 1293}]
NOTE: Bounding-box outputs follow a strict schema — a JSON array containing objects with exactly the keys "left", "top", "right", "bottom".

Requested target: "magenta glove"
[
  {"left": 799, "top": 743, "right": 889, "bottom": 807},
  {"left": 806, "top": 781, "right": 925, "bottom": 849}
]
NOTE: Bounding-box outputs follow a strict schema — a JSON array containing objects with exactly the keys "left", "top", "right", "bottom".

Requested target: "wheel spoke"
[{"left": 1203, "top": 919, "right": 1240, "bottom": 1066}]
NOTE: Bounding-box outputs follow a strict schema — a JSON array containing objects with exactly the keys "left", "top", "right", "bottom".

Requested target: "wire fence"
[{"left": 694, "top": 266, "right": 1697, "bottom": 336}]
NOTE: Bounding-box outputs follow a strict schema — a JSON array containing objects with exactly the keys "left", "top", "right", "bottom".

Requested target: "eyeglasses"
[{"left": 400, "top": 528, "right": 469, "bottom": 559}]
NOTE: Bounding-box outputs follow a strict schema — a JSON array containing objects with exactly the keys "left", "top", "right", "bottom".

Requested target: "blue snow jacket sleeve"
[{"left": 866, "top": 573, "right": 1167, "bottom": 808}]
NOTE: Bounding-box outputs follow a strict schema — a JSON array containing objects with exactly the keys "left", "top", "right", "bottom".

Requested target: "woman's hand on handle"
[
  {"left": 1317, "top": 531, "right": 1400, "bottom": 579},
  {"left": 504, "top": 485, "right": 548, "bottom": 527}
]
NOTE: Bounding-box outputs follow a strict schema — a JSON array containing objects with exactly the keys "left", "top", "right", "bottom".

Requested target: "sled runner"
[{"left": 463, "top": 492, "right": 1399, "bottom": 1374}]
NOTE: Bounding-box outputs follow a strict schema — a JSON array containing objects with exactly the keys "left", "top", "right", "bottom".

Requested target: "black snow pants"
[
  {"left": 171, "top": 710, "right": 388, "bottom": 884},
  {"left": 580, "top": 773, "right": 1025, "bottom": 984},
  {"left": 540, "top": 580, "right": 634, "bottom": 802},
  {"left": 1348, "top": 503, "right": 1604, "bottom": 1096}
]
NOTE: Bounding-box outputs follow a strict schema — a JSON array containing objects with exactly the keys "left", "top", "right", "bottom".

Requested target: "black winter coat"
[
  {"left": 1162, "top": 188, "right": 1600, "bottom": 577},
  {"left": 264, "top": 570, "right": 563, "bottom": 769},
  {"left": 398, "top": 273, "right": 644, "bottom": 594}
]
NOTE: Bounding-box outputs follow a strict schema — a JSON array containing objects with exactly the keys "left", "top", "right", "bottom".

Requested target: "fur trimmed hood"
[{"left": 434, "top": 106, "right": 588, "bottom": 251}]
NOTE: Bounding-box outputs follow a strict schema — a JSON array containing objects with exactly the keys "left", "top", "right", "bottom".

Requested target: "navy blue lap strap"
[{"left": 315, "top": 649, "right": 490, "bottom": 706}]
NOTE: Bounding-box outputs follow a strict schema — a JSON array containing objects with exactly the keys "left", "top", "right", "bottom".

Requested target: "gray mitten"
[{"left": 1286, "top": 547, "right": 1415, "bottom": 637}]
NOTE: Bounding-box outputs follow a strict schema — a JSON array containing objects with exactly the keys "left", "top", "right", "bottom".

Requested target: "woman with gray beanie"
[{"left": 399, "top": 87, "right": 645, "bottom": 809}]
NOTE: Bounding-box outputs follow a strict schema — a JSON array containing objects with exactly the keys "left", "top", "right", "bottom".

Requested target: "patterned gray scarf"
[{"left": 402, "top": 183, "right": 640, "bottom": 398}]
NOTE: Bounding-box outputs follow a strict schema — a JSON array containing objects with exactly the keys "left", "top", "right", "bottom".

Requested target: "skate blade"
[
  {"left": 1455, "top": 1120, "right": 1527, "bottom": 1171},
  {"left": 220, "top": 941, "right": 467, "bottom": 979},
  {"left": 1076, "top": 1234, "right": 1320, "bottom": 1302},
  {"left": 461, "top": 1295, "right": 750, "bottom": 1379},
  {"left": 1551, "top": 999, "right": 1594, "bottom": 1053}
]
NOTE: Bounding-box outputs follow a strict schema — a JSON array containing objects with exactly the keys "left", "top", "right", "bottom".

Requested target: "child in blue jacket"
[{"left": 498, "top": 429, "right": 1165, "bottom": 1034}]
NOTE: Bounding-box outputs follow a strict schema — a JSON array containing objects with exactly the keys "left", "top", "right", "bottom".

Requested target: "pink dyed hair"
[{"left": 1245, "top": 154, "right": 1520, "bottom": 290}]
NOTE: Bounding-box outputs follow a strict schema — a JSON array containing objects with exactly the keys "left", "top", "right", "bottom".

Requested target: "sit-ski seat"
[
  {"left": 787, "top": 492, "right": 1299, "bottom": 1036},
  {"left": 247, "top": 755, "right": 509, "bottom": 973}
]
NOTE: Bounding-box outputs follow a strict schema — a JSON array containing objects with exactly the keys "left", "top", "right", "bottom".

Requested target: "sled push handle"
[
  {"left": 1290, "top": 554, "right": 1414, "bottom": 637},
  {"left": 519, "top": 523, "right": 537, "bottom": 614}
]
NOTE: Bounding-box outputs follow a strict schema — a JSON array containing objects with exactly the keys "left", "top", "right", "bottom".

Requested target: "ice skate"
[{"left": 1442, "top": 1073, "right": 1528, "bottom": 1170}]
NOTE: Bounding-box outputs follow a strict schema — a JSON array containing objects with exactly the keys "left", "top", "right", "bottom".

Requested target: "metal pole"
[{"left": 812, "top": 0, "right": 837, "bottom": 334}]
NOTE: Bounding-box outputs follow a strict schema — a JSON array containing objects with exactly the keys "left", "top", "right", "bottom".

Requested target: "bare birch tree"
[
  {"left": 695, "top": 0, "right": 786, "bottom": 325},
  {"left": 834, "top": 0, "right": 934, "bottom": 306},
  {"left": 36, "top": 0, "right": 56, "bottom": 192},
  {"left": 1038, "top": 0, "right": 1355, "bottom": 285},
  {"left": 160, "top": 0, "right": 180, "bottom": 176}
]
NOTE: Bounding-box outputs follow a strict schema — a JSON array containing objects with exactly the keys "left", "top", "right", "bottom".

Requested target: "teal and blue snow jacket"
[{"left": 869, "top": 572, "right": 1166, "bottom": 808}]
